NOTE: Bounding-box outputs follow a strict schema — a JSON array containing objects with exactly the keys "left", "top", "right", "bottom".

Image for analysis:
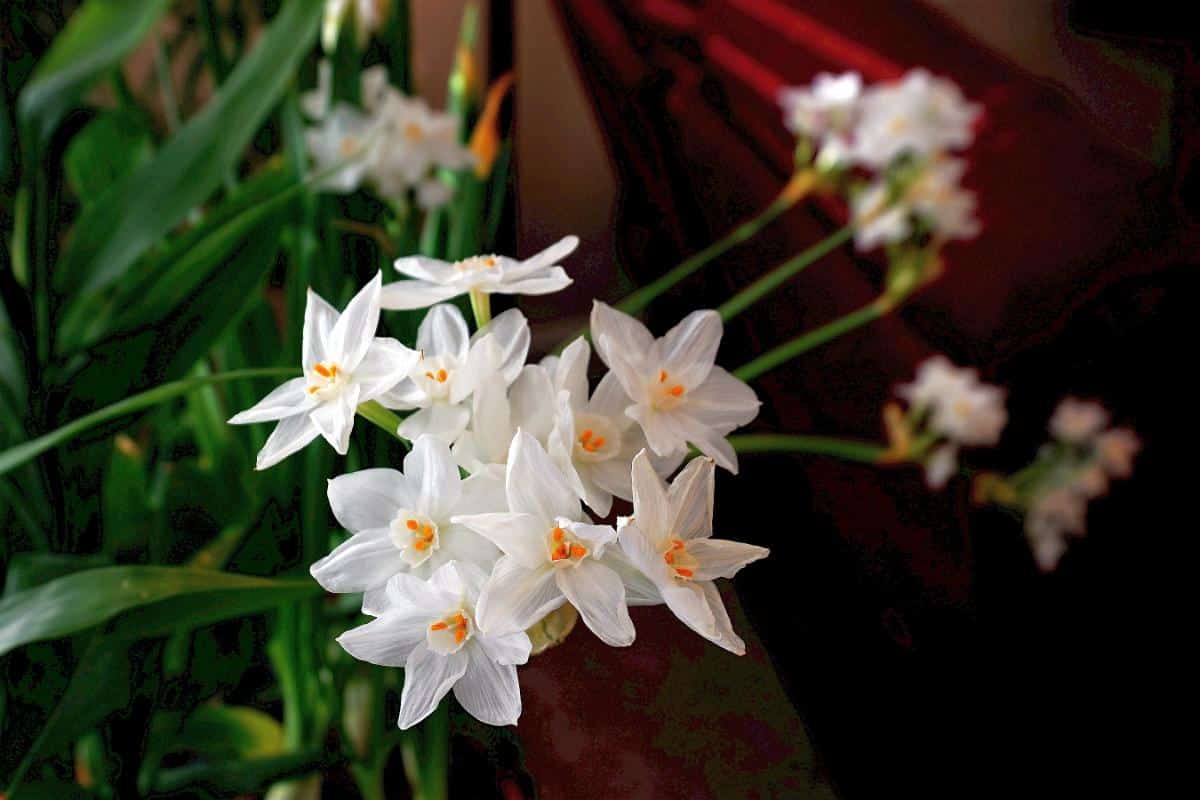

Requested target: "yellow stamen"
[
  {"left": 404, "top": 122, "right": 423, "bottom": 140},
  {"left": 406, "top": 519, "right": 419, "bottom": 530},
  {"left": 551, "top": 544, "right": 568, "bottom": 561},
  {"left": 658, "top": 369, "right": 668, "bottom": 383},
  {"left": 675, "top": 568, "right": 694, "bottom": 578},
  {"left": 454, "top": 627, "right": 466, "bottom": 643},
  {"left": 570, "top": 544, "right": 587, "bottom": 559},
  {"left": 430, "top": 622, "right": 448, "bottom": 631},
  {"left": 314, "top": 363, "right": 333, "bottom": 378},
  {"left": 552, "top": 527, "right": 564, "bottom": 542},
  {"left": 436, "top": 369, "right": 448, "bottom": 382},
  {"left": 413, "top": 541, "right": 428, "bottom": 551},
  {"left": 668, "top": 385, "right": 684, "bottom": 398}
]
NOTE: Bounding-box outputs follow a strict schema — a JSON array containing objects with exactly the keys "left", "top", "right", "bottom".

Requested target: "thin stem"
[
  {"left": 728, "top": 434, "right": 885, "bottom": 464},
  {"left": 718, "top": 224, "right": 855, "bottom": 321},
  {"left": 153, "top": 37, "right": 180, "bottom": 133},
  {"left": 356, "top": 401, "right": 408, "bottom": 444},
  {"left": 197, "top": 0, "right": 230, "bottom": 85},
  {"left": 468, "top": 288, "right": 491, "bottom": 328},
  {"left": 733, "top": 299, "right": 887, "bottom": 383}
]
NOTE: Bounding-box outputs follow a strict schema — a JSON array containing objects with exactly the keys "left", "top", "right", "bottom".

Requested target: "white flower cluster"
[
  {"left": 229, "top": 242, "right": 767, "bottom": 729},
  {"left": 304, "top": 64, "right": 474, "bottom": 208},
  {"left": 779, "top": 69, "right": 982, "bottom": 251}
]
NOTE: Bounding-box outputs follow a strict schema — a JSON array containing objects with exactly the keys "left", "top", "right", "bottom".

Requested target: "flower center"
[
  {"left": 662, "top": 538, "right": 698, "bottom": 581},
  {"left": 338, "top": 135, "right": 363, "bottom": 156},
  {"left": 454, "top": 255, "right": 498, "bottom": 273},
  {"left": 413, "top": 355, "right": 457, "bottom": 401},
  {"left": 573, "top": 413, "right": 620, "bottom": 463},
  {"left": 426, "top": 609, "right": 471, "bottom": 654},
  {"left": 547, "top": 525, "right": 588, "bottom": 567},
  {"left": 307, "top": 361, "right": 347, "bottom": 400},
  {"left": 388, "top": 511, "right": 440, "bottom": 567},
  {"left": 403, "top": 122, "right": 424, "bottom": 141},
  {"left": 651, "top": 369, "right": 687, "bottom": 410}
]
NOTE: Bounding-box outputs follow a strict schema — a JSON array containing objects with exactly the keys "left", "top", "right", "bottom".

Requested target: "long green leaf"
[
  {"left": 53, "top": 0, "right": 323, "bottom": 302},
  {"left": 0, "top": 565, "right": 319, "bottom": 657},
  {"left": 17, "top": 0, "right": 171, "bottom": 154},
  {"left": 0, "top": 367, "right": 295, "bottom": 478}
]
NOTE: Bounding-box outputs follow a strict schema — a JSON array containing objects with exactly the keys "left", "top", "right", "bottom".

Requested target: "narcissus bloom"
[
  {"left": 381, "top": 237, "right": 578, "bottom": 310},
  {"left": 851, "top": 68, "right": 980, "bottom": 169},
  {"left": 590, "top": 302, "right": 760, "bottom": 473},
  {"left": 853, "top": 158, "right": 980, "bottom": 251},
  {"left": 452, "top": 365, "right": 555, "bottom": 475},
  {"left": 379, "top": 304, "right": 529, "bottom": 444},
  {"left": 337, "top": 561, "right": 531, "bottom": 729},
  {"left": 453, "top": 432, "right": 636, "bottom": 647},
  {"left": 1049, "top": 397, "right": 1110, "bottom": 443},
  {"left": 305, "top": 104, "right": 378, "bottom": 193},
  {"left": 311, "top": 435, "right": 503, "bottom": 612},
  {"left": 779, "top": 71, "right": 862, "bottom": 167},
  {"left": 229, "top": 273, "right": 417, "bottom": 469},
  {"left": 618, "top": 452, "right": 768, "bottom": 655},
  {"left": 369, "top": 92, "right": 474, "bottom": 205}
]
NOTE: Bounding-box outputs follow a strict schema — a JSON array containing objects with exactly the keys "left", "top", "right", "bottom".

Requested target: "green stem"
[
  {"left": 419, "top": 700, "right": 450, "bottom": 800},
  {"left": 717, "top": 224, "right": 854, "bottom": 321},
  {"left": 356, "top": 401, "right": 408, "bottom": 443},
  {"left": 733, "top": 300, "right": 886, "bottom": 383},
  {"left": 197, "top": 0, "right": 230, "bottom": 85},
  {"left": 728, "top": 434, "right": 885, "bottom": 463},
  {"left": 153, "top": 37, "right": 180, "bottom": 133},
  {"left": 0, "top": 368, "right": 297, "bottom": 478},
  {"left": 468, "top": 288, "right": 491, "bottom": 328}
]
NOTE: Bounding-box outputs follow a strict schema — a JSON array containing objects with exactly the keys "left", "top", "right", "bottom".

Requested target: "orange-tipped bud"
[{"left": 468, "top": 72, "right": 515, "bottom": 178}]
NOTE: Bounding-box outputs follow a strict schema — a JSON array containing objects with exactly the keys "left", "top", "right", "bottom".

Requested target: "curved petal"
[
  {"left": 505, "top": 431, "right": 580, "bottom": 523},
  {"left": 689, "top": 539, "right": 770, "bottom": 581},
  {"left": 605, "top": 542, "right": 663, "bottom": 607},
  {"left": 554, "top": 337, "right": 591, "bottom": 409},
  {"left": 626, "top": 404, "right": 684, "bottom": 462},
  {"left": 687, "top": 367, "right": 761, "bottom": 430},
  {"left": 584, "top": 457, "right": 634, "bottom": 506},
  {"left": 555, "top": 560, "right": 635, "bottom": 647},
  {"left": 328, "top": 468, "right": 411, "bottom": 532},
  {"left": 566, "top": 521, "right": 619, "bottom": 557},
  {"left": 630, "top": 450, "right": 670, "bottom": 544},
  {"left": 393, "top": 254, "right": 458, "bottom": 283},
  {"left": 455, "top": 472, "right": 508, "bottom": 516},
  {"left": 602, "top": 342, "right": 648, "bottom": 410},
  {"left": 398, "top": 644, "right": 468, "bottom": 729},
  {"left": 310, "top": 529, "right": 404, "bottom": 594},
  {"left": 450, "top": 335, "right": 499, "bottom": 405},
  {"left": 699, "top": 580, "right": 746, "bottom": 655},
  {"left": 303, "top": 290, "right": 339, "bottom": 372},
  {"left": 496, "top": 268, "right": 572, "bottom": 296},
  {"left": 337, "top": 612, "right": 429, "bottom": 667},
  {"left": 375, "top": 377, "right": 426, "bottom": 411},
  {"left": 655, "top": 309, "right": 721, "bottom": 387},
  {"left": 450, "top": 512, "right": 546, "bottom": 569},
  {"left": 510, "top": 365, "right": 555, "bottom": 442},
  {"left": 404, "top": 435, "right": 462, "bottom": 521},
  {"left": 464, "top": 375, "right": 513, "bottom": 465},
  {"left": 590, "top": 301, "right": 653, "bottom": 374},
  {"left": 617, "top": 519, "right": 673, "bottom": 587},
  {"left": 473, "top": 308, "right": 530, "bottom": 385},
  {"left": 660, "top": 580, "right": 717, "bottom": 643},
  {"left": 475, "top": 556, "right": 563, "bottom": 635},
  {"left": 255, "top": 413, "right": 320, "bottom": 470},
  {"left": 504, "top": 235, "right": 579, "bottom": 280},
  {"left": 453, "top": 644, "right": 522, "bottom": 726},
  {"left": 355, "top": 338, "right": 420, "bottom": 401},
  {"left": 478, "top": 630, "right": 532, "bottom": 667},
  {"left": 667, "top": 456, "right": 715, "bottom": 541},
  {"left": 433, "top": 523, "right": 502, "bottom": 571},
  {"left": 229, "top": 378, "right": 311, "bottom": 424},
  {"left": 309, "top": 383, "right": 360, "bottom": 455},
  {"left": 397, "top": 403, "right": 470, "bottom": 444},
  {"left": 587, "top": 370, "right": 630, "bottom": 419},
  {"left": 380, "top": 279, "right": 461, "bottom": 310},
  {"left": 417, "top": 304, "right": 469, "bottom": 361},
  {"left": 329, "top": 272, "right": 382, "bottom": 370}
]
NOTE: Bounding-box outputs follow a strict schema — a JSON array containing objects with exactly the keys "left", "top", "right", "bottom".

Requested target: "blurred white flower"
[
  {"left": 310, "top": 435, "right": 503, "bottom": 611},
  {"left": 229, "top": 274, "right": 418, "bottom": 469},
  {"left": 323, "top": 0, "right": 392, "bottom": 51},
  {"left": 853, "top": 158, "right": 979, "bottom": 250},
  {"left": 369, "top": 93, "right": 474, "bottom": 202},
  {"left": 1025, "top": 487, "right": 1088, "bottom": 572},
  {"left": 453, "top": 432, "right": 636, "bottom": 647},
  {"left": 379, "top": 304, "right": 529, "bottom": 444},
  {"left": 590, "top": 302, "right": 760, "bottom": 473},
  {"left": 1096, "top": 428, "right": 1140, "bottom": 479},
  {"left": 618, "top": 452, "right": 768, "bottom": 655},
  {"left": 301, "top": 63, "right": 391, "bottom": 120},
  {"left": 851, "top": 68, "right": 980, "bottom": 169},
  {"left": 779, "top": 71, "right": 862, "bottom": 166},
  {"left": 1049, "top": 397, "right": 1110, "bottom": 443},
  {"left": 381, "top": 237, "right": 578, "bottom": 311},
  {"left": 337, "top": 561, "right": 531, "bottom": 729},
  {"left": 305, "top": 104, "right": 377, "bottom": 193},
  {"left": 899, "top": 356, "right": 1006, "bottom": 447}
]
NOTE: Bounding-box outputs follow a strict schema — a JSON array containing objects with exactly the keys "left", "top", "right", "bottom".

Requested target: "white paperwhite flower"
[
  {"left": 1095, "top": 428, "right": 1140, "bottom": 479},
  {"left": 618, "top": 452, "right": 768, "bottom": 655},
  {"left": 453, "top": 432, "right": 636, "bottom": 647},
  {"left": 545, "top": 337, "right": 682, "bottom": 517},
  {"left": 310, "top": 435, "right": 504, "bottom": 611},
  {"left": 590, "top": 302, "right": 760, "bottom": 473},
  {"left": 229, "top": 274, "right": 418, "bottom": 469},
  {"left": 305, "top": 104, "right": 377, "bottom": 193},
  {"left": 302, "top": 63, "right": 392, "bottom": 120},
  {"left": 369, "top": 93, "right": 474, "bottom": 201},
  {"left": 851, "top": 68, "right": 981, "bottom": 170},
  {"left": 899, "top": 356, "right": 1006, "bottom": 447},
  {"left": 853, "top": 158, "right": 979, "bottom": 251},
  {"left": 452, "top": 365, "right": 555, "bottom": 475},
  {"left": 1025, "top": 487, "right": 1088, "bottom": 572},
  {"left": 1049, "top": 398, "right": 1110, "bottom": 443},
  {"left": 381, "top": 237, "right": 579, "bottom": 311},
  {"left": 337, "top": 560, "right": 531, "bottom": 729},
  {"left": 779, "top": 71, "right": 862, "bottom": 167},
  {"left": 323, "top": 0, "right": 391, "bottom": 51},
  {"left": 379, "top": 304, "right": 529, "bottom": 444}
]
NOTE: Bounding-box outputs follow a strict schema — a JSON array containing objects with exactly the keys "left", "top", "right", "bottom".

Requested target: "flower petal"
[
  {"left": 303, "top": 290, "right": 339, "bottom": 372},
  {"left": 688, "top": 538, "right": 769, "bottom": 580},
  {"left": 309, "top": 383, "right": 360, "bottom": 454},
  {"left": 687, "top": 367, "right": 761, "bottom": 430},
  {"left": 606, "top": 539, "right": 664, "bottom": 607},
  {"left": 405, "top": 435, "right": 462, "bottom": 521},
  {"left": 586, "top": 370, "right": 630, "bottom": 419},
  {"left": 329, "top": 272, "right": 382, "bottom": 370},
  {"left": 393, "top": 254, "right": 458, "bottom": 284},
  {"left": 655, "top": 309, "right": 722, "bottom": 387},
  {"left": 452, "top": 644, "right": 522, "bottom": 727},
  {"left": 698, "top": 580, "right": 746, "bottom": 655},
  {"left": 660, "top": 580, "right": 716, "bottom": 642},
  {"left": 228, "top": 378, "right": 311, "bottom": 424},
  {"left": 478, "top": 630, "right": 532, "bottom": 667},
  {"left": 461, "top": 375, "right": 513, "bottom": 466},
  {"left": 505, "top": 431, "right": 580, "bottom": 523},
  {"left": 398, "top": 644, "right": 468, "bottom": 729},
  {"left": 590, "top": 301, "right": 653, "bottom": 374},
  {"left": 375, "top": 377, "right": 426, "bottom": 410},
  {"left": 667, "top": 456, "right": 715, "bottom": 541},
  {"left": 310, "top": 528, "right": 405, "bottom": 593},
  {"left": 509, "top": 365, "right": 555, "bottom": 443},
  {"left": 337, "top": 612, "right": 430, "bottom": 667},
  {"left": 328, "top": 468, "right": 412, "bottom": 532},
  {"left": 355, "top": 338, "right": 420, "bottom": 402},
  {"left": 396, "top": 403, "right": 470, "bottom": 444},
  {"left": 473, "top": 308, "right": 530, "bottom": 385},
  {"left": 475, "top": 556, "right": 563, "bottom": 635},
  {"left": 504, "top": 235, "right": 579, "bottom": 280},
  {"left": 417, "top": 304, "right": 469, "bottom": 361},
  {"left": 450, "top": 512, "right": 546, "bottom": 569},
  {"left": 630, "top": 449, "right": 671, "bottom": 544},
  {"left": 380, "top": 279, "right": 461, "bottom": 310},
  {"left": 255, "top": 413, "right": 320, "bottom": 470},
  {"left": 555, "top": 560, "right": 635, "bottom": 647},
  {"left": 496, "top": 268, "right": 572, "bottom": 296},
  {"left": 554, "top": 337, "right": 591, "bottom": 409}
]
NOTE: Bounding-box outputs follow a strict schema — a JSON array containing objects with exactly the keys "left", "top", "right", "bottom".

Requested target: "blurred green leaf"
[
  {"left": 16, "top": 0, "right": 171, "bottom": 155},
  {"left": 100, "top": 436, "right": 150, "bottom": 557},
  {"left": 63, "top": 107, "right": 153, "bottom": 206},
  {"left": 53, "top": 0, "right": 323, "bottom": 303},
  {"left": 175, "top": 706, "right": 285, "bottom": 760},
  {"left": 0, "top": 566, "right": 318, "bottom": 656},
  {"left": 2, "top": 552, "right": 112, "bottom": 598},
  {"left": 151, "top": 747, "right": 333, "bottom": 796}
]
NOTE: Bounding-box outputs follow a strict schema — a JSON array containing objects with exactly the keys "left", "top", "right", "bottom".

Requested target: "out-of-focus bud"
[
  {"left": 525, "top": 603, "right": 579, "bottom": 656},
  {"left": 468, "top": 72, "right": 515, "bottom": 178},
  {"left": 323, "top": 0, "right": 392, "bottom": 52}
]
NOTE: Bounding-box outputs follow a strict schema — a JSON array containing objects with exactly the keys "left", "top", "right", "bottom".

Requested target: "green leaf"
[
  {"left": 17, "top": 0, "right": 172, "bottom": 155},
  {"left": 53, "top": 0, "right": 324, "bottom": 302},
  {"left": 2, "top": 552, "right": 112, "bottom": 598},
  {"left": 151, "top": 748, "right": 333, "bottom": 796},
  {"left": 63, "top": 107, "right": 154, "bottom": 205},
  {"left": 175, "top": 706, "right": 285, "bottom": 760},
  {"left": 0, "top": 565, "right": 319, "bottom": 657}
]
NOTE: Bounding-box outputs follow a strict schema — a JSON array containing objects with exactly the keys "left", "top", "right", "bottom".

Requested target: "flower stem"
[
  {"left": 616, "top": 171, "right": 816, "bottom": 318},
  {"left": 356, "top": 401, "right": 407, "bottom": 443},
  {"left": 717, "top": 224, "right": 855, "bottom": 321},
  {"left": 728, "top": 433, "right": 886, "bottom": 464},
  {"left": 733, "top": 298, "right": 888, "bottom": 383},
  {"left": 468, "top": 287, "right": 491, "bottom": 328}
]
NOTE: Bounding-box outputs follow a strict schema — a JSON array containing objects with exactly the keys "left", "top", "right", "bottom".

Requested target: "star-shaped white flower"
[
  {"left": 305, "top": 104, "right": 377, "bottom": 194},
  {"left": 618, "top": 452, "right": 768, "bottom": 655},
  {"left": 310, "top": 435, "right": 504, "bottom": 612},
  {"left": 378, "top": 303, "right": 529, "bottom": 445},
  {"left": 228, "top": 273, "right": 418, "bottom": 469},
  {"left": 369, "top": 92, "right": 475, "bottom": 204},
  {"left": 380, "top": 236, "right": 579, "bottom": 311},
  {"left": 778, "top": 71, "right": 862, "bottom": 167},
  {"left": 337, "top": 561, "right": 531, "bottom": 729},
  {"left": 545, "top": 337, "right": 682, "bottom": 517},
  {"left": 853, "top": 158, "right": 980, "bottom": 251},
  {"left": 453, "top": 431, "right": 636, "bottom": 647},
  {"left": 589, "top": 302, "right": 760, "bottom": 473}
]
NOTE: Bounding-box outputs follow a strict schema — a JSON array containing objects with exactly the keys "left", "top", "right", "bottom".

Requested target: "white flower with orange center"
[
  {"left": 369, "top": 92, "right": 474, "bottom": 205},
  {"left": 228, "top": 273, "right": 418, "bottom": 469},
  {"left": 337, "top": 561, "right": 531, "bottom": 729},
  {"left": 853, "top": 158, "right": 980, "bottom": 251},
  {"left": 617, "top": 452, "right": 769, "bottom": 655},
  {"left": 378, "top": 304, "right": 529, "bottom": 444},
  {"left": 778, "top": 71, "right": 862, "bottom": 167},
  {"left": 380, "top": 237, "right": 578, "bottom": 311},
  {"left": 452, "top": 432, "right": 636, "bottom": 647},
  {"left": 589, "top": 302, "right": 760, "bottom": 473},
  {"left": 305, "top": 104, "right": 377, "bottom": 193},
  {"left": 310, "top": 435, "right": 503, "bottom": 612}
]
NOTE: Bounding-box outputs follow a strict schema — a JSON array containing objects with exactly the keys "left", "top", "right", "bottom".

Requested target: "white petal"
[
  {"left": 698, "top": 580, "right": 746, "bottom": 655},
  {"left": 496, "top": 268, "right": 572, "bottom": 296},
  {"left": 626, "top": 404, "right": 685, "bottom": 462},
  {"left": 398, "top": 644, "right": 468, "bottom": 729},
  {"left": 405, "top": 435, "right": 462, "bottom": 521},
  {"left": 452, "top": 644, "right": 522, "bottom": 727},
  {"left": 505, "top": 431, "right": 580, "bottom": 523},
  {"left": 436, "top": 560, "right": 490, "bottom": 603},
  {"left": 505, "top": 235, "right": 579, "bottom": 280},
  {"left": 606, "top": 539, "right": 664, "bottom": 606},
  {"left": 509, "top": 365, "right": 555, "bottom": 442},
  {"left": 597, "top": 335, "right": 647, "bottom": 406},
  {"left": 555, "top": 337, "right": 591, "bottom": 409},
  {"left": 328, "top": 468, "right": 412, "bottom": 532},
  {"left": 393, "top": 255, "right": 458, "bottom": 284},
  {"left": 586, "top": 370, "right": 630, "bottom": 419},
  {"left": 555, "top": 560, "right": 635, "bottom": 647},
  {"left": 660, "top": 580, "right": 717, "bottom": 642},
  {"left": 590, "top": 301, "right": 653, "bottom": 371},
  {"left": 310, "top": 528, "right": 405, "bottom": 593},
  {"left": 566, "top": 521, "right": 619, "bottom": 557},
  {"left": 434, "top": 523, "right": 502, "bottom": 571},
  {"left": 375, "top": 377, "right": 426, "bottom": 410},
  {"left": 464, "top": 375, "right": 514, "bottom": 464},
  {"left": 473, "top": 308, "right": 530, "bottom": 385},
  {"left": 475, "top": 556, "right": 563, "bottom": 635},
  {"left": 686, "top": 426, "right": 739, "bottom": 473},
  {"left": 478, "top": 630, "right": 532, "bottom": 666},
  {"left": 302, "top": 290, "right": 339, "bottom": 372},
  {"left": 228, "top": 378, "right": 311, "bottom": 424},
  {"left": 355, "top": 338, "right": 420, "bottom": 402},
  {"left": 688, "top": 538, "right": 769, "bottom": 580},
  {"left": 450, "top": 512, "right": 546, "bottom": 569},
  {"left": 329, "top": 272, "right": 382, "bottom": 370},
  {"left": 255, "top": 413, "right": 321, "bottom": 470},
  {"left": 656, "top": 309, "right": 722, "bottom": 387},
  {"left": 667, "top": 456, "right": 715, "bottom": 541},
  {"left": 396, "top": 403, "right": 470, "bottom": 444},
  {"left": 630, "top": 449, "right": 671, "bottom": 544},
  {"left": 337, "top": 612, "right": 429, "bottom": 667},
  {"left": 309, "top": 383, "right": 360, "bottom": 454},
  {"left": 380, "top": 279, "right": 461, "bottom": 310},
  {"left": 687, "top": 367, "right": 761, "bottom": 430},
  {"left": 455, "top": 471, "right": 509, "bottom": 516},
  {"left": 385, "top": 570, "right": 458, "bottom": 613},
  {"left": 451, "top": 335, "right": 500, "bottom": 405},
  {"left": 417, "top": 304, "right": 469, "bottom": 361}
]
